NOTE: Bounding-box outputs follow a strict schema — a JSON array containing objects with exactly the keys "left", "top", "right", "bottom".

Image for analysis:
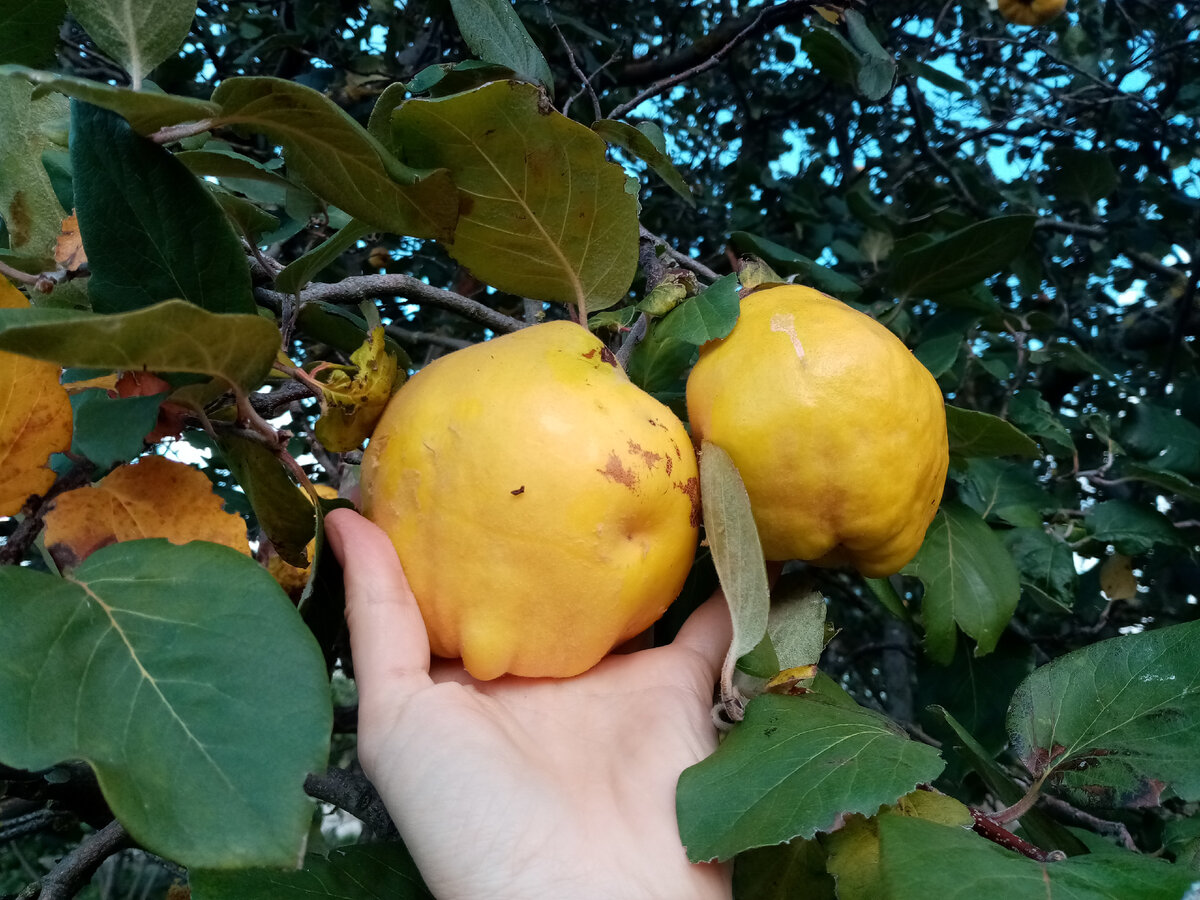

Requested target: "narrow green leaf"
[
  {"left": 176, "top": 147, "right": 296, "bottom": 190},
  {"left": 295, "top": 301, "right": 409, "bottom": 367},
  {"left": 298, "top": 496, "right": 356, "bottom": 673},
  {"left": 1121, "top": 463, "right": 1200, "bottom": 504},
  {"left": 0, "top": 0, "right": 68, "bottom": 68},
  {"left": 1009, "top": 620, "right": 1200, "bottom": 808},
  {"left": 0, "top": 541, "right": 331, "bottom": 868},
  {"left": 890, "top": 216, "right": 1036, "bottom": 297},
  {"left": 902, "top": 59, "right": 972, "bottom": 96},
  {"left": 677, "top": 693, "right": 944, "bottom": 862},
  {"left": 1004, "top": 527, "right": 1077, "bottom": 613},
  {"left": 879, "top": 816, "right": 1195, "bottom": 899},
  {"left": 1008, "top": 390, "right": 1076, "bottom": 457},
  {"left": 192, "top": 842, "right": 433, "bottom": 900},
  {"left": 447, "top": 0, "right": 553, "bottom": 93},
  {"left": 656, "top": 273, "right": 740, "bottom": 345},
  {"left": 392, "top": 80, "right": 638, "bottom": 311},
  {"left": 1, "top": 65, "right": 219, "bottom": 133},
  {"left": 592, "top": 119, "right": 694, "bottom": 206},
  {"left": 211, "top": 77, "right": 458, "bottom": 241},
  {"left": 0, "top": 300, "right": 280, "bottom": 394},
  {"left": 217, "top": 433, "right": 316, "bottom": 567},
  {"left": 729, "top": 231, "right": 862, "bottom": 299},
  {"left": 209, "top": 186, "right": 280, "bottom": 240},
  {"left": 904, "top": 502, "right": 1020, "bottom": 664},
  {"left": 276, "top": 219, "right": 374, "bottom": 294},
  {"left": 72, "top": 102, "right": 254, "bottom": 314},
  {"left": 864, "top": 576, "right": 912, "bottom": 623},
  {"left": 945, "top": 405, "right": 1041, "bottom": 459},
  {"left": 844, "top": 10, "right": 895, "bottom": 100},
  {"left": 1085, "top": 499, "right": 1185, "bottom": 555},
  {"left": 66, "top": 0, "right": 195, "bottom": 86},
  {"left": 0, "top": 76, "right": 67, "bottom": 256},
  {"left": 700, "top": 442, "right": 772, "bottom": 684}
]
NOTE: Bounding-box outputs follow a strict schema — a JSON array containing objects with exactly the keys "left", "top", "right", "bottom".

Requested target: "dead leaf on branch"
[
  {"left": 312, "top": 326, "right": 400, "bottom": 452},
  {"left": 0, "top": 279, "right": 73, "bottom": 516},
  {"left": 54, "top": 211, "right": 87, "bottom": 271},
  {"left": 43, "top": 455, "right": 249, "bottom": 569}
]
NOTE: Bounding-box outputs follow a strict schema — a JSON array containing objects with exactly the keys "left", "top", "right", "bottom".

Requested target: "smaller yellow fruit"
[{"left": 997, "top": 0, "right": 1067, "bottom": 26}]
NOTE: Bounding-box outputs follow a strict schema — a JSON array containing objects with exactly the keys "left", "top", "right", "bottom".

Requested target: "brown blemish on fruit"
[
  {"left": 599, "top": 346, "right": 618, "bottom": 367},
  {"left": 676, "top": 477, "right": 701, "bottom": 526},
  {"left": 664, "top": 456, "right": 673, "bottom": 476},
  {"left": 511, "top": 486, "right": 525, "bottom": 496},
  {"left": 626, "top": 440, "right": 662, "bottom": 470},
  {"left": 597, "top": 452, "right": 637, "bottom": 488}
]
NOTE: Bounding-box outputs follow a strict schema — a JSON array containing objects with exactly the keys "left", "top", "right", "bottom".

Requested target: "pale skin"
[{"left": 325, "top": 508, "right": 734, "bottom": 900}]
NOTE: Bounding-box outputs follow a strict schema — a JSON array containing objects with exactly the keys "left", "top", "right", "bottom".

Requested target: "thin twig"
[
  {"left": 304, "top": 768, "right": 397, "bottom": 840},
  {"left": 255, "top": 275, "right": 524, "bottom": 334},
  {"left": 0, "top": 259, "right": 39, "bottom": 286},
  {"left": 609, "top": 6, "right": 774, "bottom": 120},
  {"left": 638, "top": 226, "right": 720, "bottom": 281},
  {"left": 0, "top": 462, "right": 96, "bottom": 566},
  {"left": 970, "top": 808, "right": 1064, "bottom": 863},
  {"left": 542, "top": 0, "right": 601, "bottom": 121},
  {"left": 19, "top": 819, "right": 130, "bottom": 900}
]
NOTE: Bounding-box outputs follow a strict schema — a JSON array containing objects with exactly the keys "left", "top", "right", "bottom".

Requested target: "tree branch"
[
  {"left": 255, "top": 275, "right": 525, "bottom": 335},
  {"left": 18, "top": 819, "right": 130, "bottom": 900},
  {"left": 0, "top": 462, "right": 96, "bottom": 566},
  {"left": 304, "top": 768, "right": 397, "bottom": 840}
]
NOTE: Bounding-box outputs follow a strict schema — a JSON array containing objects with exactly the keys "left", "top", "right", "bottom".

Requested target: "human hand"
[{"left": 325, "top": 508, "right": 733, "bottom": 900}]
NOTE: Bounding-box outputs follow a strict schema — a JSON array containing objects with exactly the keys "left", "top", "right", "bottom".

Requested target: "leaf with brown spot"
[
  {"left": 0, "top": 280, "right": 72, "bottom": 516},
  {"left": 43, "top": 455, "right": 249, "bottom": 569}
]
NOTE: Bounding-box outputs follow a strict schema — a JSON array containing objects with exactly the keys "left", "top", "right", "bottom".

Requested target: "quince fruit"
[
  {"left": 361, "top": 320, "right": 700, "bottom": 680},
  {"left": 997, "top": 0, "right": 1066, "bottom": 26},
  {"left": 685, "top": 285, "right": 948, "bottom": 577}
]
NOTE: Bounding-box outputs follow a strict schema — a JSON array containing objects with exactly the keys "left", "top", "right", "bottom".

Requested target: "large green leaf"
[
  {"left": 592, "top": 119, "right": 694, "bottom": 206},
  {"left": 1084, "top": 499, "right": 1186, "bottom": 555},
  {"left": 68, "top": 388, "right": 164, "bottom": 468},
  {"left": 733, "top": 838, "right": 836, "bottom": 900},
  {"left": 1004, "top": 527, "right": 1078, "bottom": 613},
  {"left": 0, "top": 540, "right": 331, "bottom": 868},
  {"left": 392, "top": 80, "right": 639, "bottom": 312},
  {"left": 879, "top": 817, "right": 1195, "bottom": 899},
  {"left": 71, "top": 102, "right": 254, "bottom": 314},
  {"left": 904, "top": 502, "right": 1020, "bottom": 664},
  {"left": 890, "top": 215, "right": 1036, "bottom": 298},
  {"left": 957, "top": 458, "right": 1047, "bottom": 528},
  {"left": 1008, "top": 620, "right": 1200, "bottom": 808},
  {"left": 1, "top": 65, "right": 218, "bottom": 133},
  {"left": 210, "top": 77, "right": 457, "bottom": 241},
  {"left": 65, "top": 0, "right": 194, "bottom": 86},
  {"left": 0, "top": 76, "right": 67, "bottom": 256},
  {"left": 676, "top": 693, "right": 944, "bottom": 862},
  {"left": 945, "top": 405, "right": 1041, "bottom": 459},
  {"left": 656, "top": 273, "right": 740, "bottom": 345},
  {"left": 447, "top": 0, "right": 553, "bottom": 93},
  {"left": 0, "top": 300, "right": 280, "bottom": 394},
  {"left": 192, "top": 842, "right": 433, "bottom": 899},
  {"left": 0, "top": 0, "right": 67, "bottom": 67}
]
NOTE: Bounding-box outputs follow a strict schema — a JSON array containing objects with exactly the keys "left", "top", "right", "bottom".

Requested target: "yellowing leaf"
[
  {"left": 0, "top": 280, "right": 72, "bottom": 516},
  {"left": 54, "top": 211, "right": 87, "bottom": 271},
  {"left": 43, "top": 455, "right": 249, "bottom": 568},
  {"left": 313, "top": 326, "right": 400, "bottom": 452},
  {"left": 267, "top": 484, "right": 339, "bottom": 598},
  {"left": 1100, "top": 553, "right": 1138, "bottom": 601}
]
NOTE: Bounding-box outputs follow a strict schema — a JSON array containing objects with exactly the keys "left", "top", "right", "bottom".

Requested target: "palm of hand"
[{"left": 327, "top": 509, "right": 732, "bottom": 900}]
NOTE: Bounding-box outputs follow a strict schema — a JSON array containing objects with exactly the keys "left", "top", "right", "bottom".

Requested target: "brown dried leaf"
[
  {"left": 43, "top": 455, "right": 249, "bottom": 568},
  {"left": 54, "top": 211, "right": 88, "bottom": 271},
  {"left": 0, "top": 280, "right": 73, "bottom": 516},
  {"left": 1100, "top": 553, "right": 1138, "bottom": 601}
]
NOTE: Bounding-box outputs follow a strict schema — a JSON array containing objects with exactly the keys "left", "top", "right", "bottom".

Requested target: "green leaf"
[
  {"left": 295, "top": 301, "right": 409, "bottom": 367},
  {"left": 592, "top": 119, "right": 694, "bottom": 206},
  {"left": 1085, "top": 499, "right": 1184, "bottom": 555},
  {"left": 0, "top": 0, "right": 68, "bottom": 68},
  {"left": 392, "top": 80, "right": 638, "bottom": 312},
  {"left": 65, "top": 0, "right": 194, "bottom": 86},
  {"left": 676, "top": 693, "right": 944, "bottom": 862},
  {"left": 68, "top": 388, "right": 163, "bottom": 468},
  {"left": 1046, "top": 147, "right": 1119, "bottom": 207},
  {"left": 217, "top": 433, "right": 317, "bottom": 567},
  {"left": 447, "top": 0, "right": 553, "bottom": 94},
  {"left": 700, "top": 442, "right": 774, "bottom": 688},
  {"left": 957, "top": 458, "right": 1046, "bottom": 527},
  {"left": 0, "top": 541, "right": 331, "bottom": 868},
  {"left": 1122, "top": 403, "right": 1200, "bottom": 479},
  {"left": 878, "top": 817, "right": 1195, "bottom": 899},
  {"left": 656, "top": 273, "right": 740, "bottom": 345},
  {"left": 864, "top": 576, "right": 912, "bottom": 623},
  {"left": 209, "top": 185, "right": 280, "bottom": 241},
  {"left": 0, "top": 300, "right": 280, "bottom": 394},
  {"left": 211, "top": 77, "right": 457, "bottom": 241},
  {"left": 1, "top": 65, "right": 219, "bottom": 133},
  {"left": 276, "top": 219, "right": 374, "bottom": 294},
  {"left": 890, "top": 216, "right": 1036, "bottom": 298},
  {"left": 904, "top": 502, "right": 1020, "bottom": 665},
  {"left": 844, "top": 10, "right": 895, "bottom": 100},
  {"left": 1004, "top": 527, "right": 1077, "bottom": 613},
  {"left": 1009, "top": 620, "right": 1200, "bottom": 808},
  {"left": 945, "top": 405, "right": 1041, "bottom": 459},
  {"left": 801, "top": 27, "right": 859, "bottom": 87},
  {"left": 298, "top": 496, "right": 356, "bottom": 673},
  {"left": 0, "top": 76, "right": 67, "bottom": 256},
  {"left": 192, "top": 841, "right": 433, "bottom": 900},
  {"left": 733, "top": 838, "right": 836, "bottom": 900},
  {"left": 1008, "top": 390, "right": 1076, "bottom": 457},
  {"left": 625, "top": 332, "right": 695, "bottom": 395},
  {"left": 71, "top": 102, "right": 255, "bottom": 314},
  {"left": 1121, "top": 463, "right": 1200, "bottom": 504},
  {"left": 902, "top": 59, "right": 972, "bottom": 96},
  {"left": 729, "top": 231, "right": 862, "bottom": 299}
]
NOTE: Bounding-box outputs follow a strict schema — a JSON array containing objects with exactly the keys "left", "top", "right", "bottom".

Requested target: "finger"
[
  {"left": 671, "top": 590, "right": 733, "bottom": 683},
  {"left": 324, "top": 508, "right": 433, "bottom": 710}
]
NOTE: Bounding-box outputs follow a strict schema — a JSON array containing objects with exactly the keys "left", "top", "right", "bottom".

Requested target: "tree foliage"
[{"left": 1, "top": 1, "right": 1198, "bottom": 897}]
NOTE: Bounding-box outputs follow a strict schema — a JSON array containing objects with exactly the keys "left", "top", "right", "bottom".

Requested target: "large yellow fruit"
[
  {"left": 686, "top": 285, "right": 948, "bottom": 578},
  {"left": 997, "top": 0, "right": 1066, "bottom": 26},
  {"left": 361, "top": 321, "right": 700, "bottom": 680}
]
